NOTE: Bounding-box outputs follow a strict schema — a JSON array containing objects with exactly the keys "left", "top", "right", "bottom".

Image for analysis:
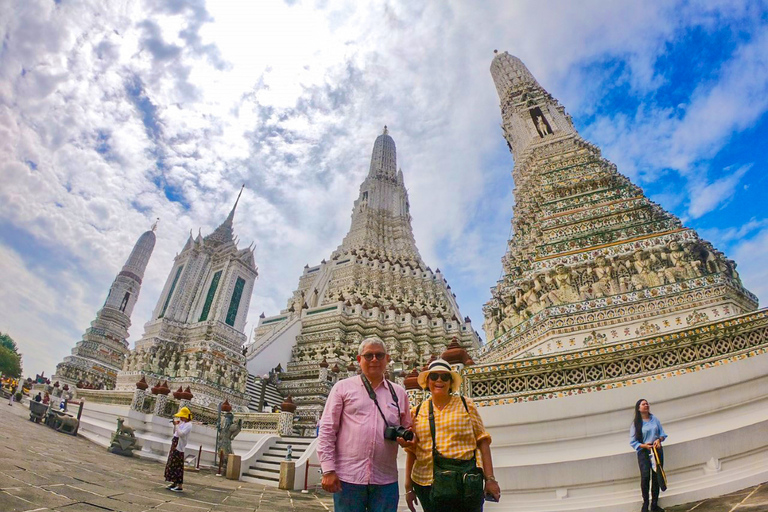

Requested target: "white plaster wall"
[
  {"left": 394, "top": 352, "right": 768, "bottom": 511},
  {"left": 77, "top": 402, "right": 273, "bottom": 468},
  {"left": 247, "top": 319, "right": 302, "bottom": 376}
]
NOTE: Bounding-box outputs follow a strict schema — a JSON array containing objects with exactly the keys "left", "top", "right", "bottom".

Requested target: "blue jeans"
[{"left": 333, "top": 481, "right": 399, "bottom": 512}]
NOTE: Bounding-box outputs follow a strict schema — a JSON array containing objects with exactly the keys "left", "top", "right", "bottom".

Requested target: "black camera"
[{"left": 384, "top": 425, "right": 414, "bottom": 442}]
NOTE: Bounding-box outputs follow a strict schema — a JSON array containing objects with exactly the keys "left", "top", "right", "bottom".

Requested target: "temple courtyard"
[
  {"left": 1, "top": 402, "right": 766, "bottom": 511},
  {"left": 0, "top": 403, "right": 332, "bottom": 512}
]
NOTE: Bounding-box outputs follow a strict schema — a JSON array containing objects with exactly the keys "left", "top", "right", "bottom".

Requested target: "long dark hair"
[{"left": 633, "top": 398, "right": 647, "bottom": 443}]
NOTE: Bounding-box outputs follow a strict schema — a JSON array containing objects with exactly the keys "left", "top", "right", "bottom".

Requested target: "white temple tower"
[
  {"left": 480, "top": 51, "right": 757, "bottom": 362},
  {"left": 245, "top": 127, "right": 481, "bottom": 433},
  {"left": 55, "top": 223, "right": 157, "bottom": 389},
  {"left": 116, "top": 188, "right": 258, "bottom": 409}
]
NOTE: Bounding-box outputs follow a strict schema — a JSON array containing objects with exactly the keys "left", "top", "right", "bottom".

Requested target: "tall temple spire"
[
  {"left": 205, "top": 185, "right": 244, "bottom": 245},
  {"left": 490, "top": 50, "right": 578, "bottom": 161},
  {"left": 54, "top": 225, "right": 157, "bottom": 389},
  {"left": 367, "top": 125, "right": 398, "bottom": 179},
  {"left": 339, "top": 127, "right": 420, "bottom": 262},
  {"left": 116, "top": 183, "right": 257, "bottom": 408},
  {"left": 481, "top": 51, "right": 757, "bottom": 362},
  {"left": 245, "top": 126, "right": 480, "bottom": 433}
]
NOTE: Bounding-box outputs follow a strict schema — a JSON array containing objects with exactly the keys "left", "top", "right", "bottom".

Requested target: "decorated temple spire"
[
  {"left": 490, "top": 50, "right": 578, "bottom": 160},
  {"left": 246, "top": 126, "right": 480, "bottom": 434},
  {"left": 205, "top": 185, "right": 244, "bottom": 245},
  {"left": 54, "top": 224, "right": 158, "bottom": 389},
  {"left": 481, "top": 51, "right": 756, "bottom": 362},
  {"left": 338, "top": 127, "right": 421, "bottom": 261},
  {"left": 367, "top": 125, "right": 398, "bottom": 179}
]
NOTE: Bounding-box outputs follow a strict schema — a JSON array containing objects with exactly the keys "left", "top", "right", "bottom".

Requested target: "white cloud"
[{"left": 0, "top": 0, "right": 767, "bottom": 374}]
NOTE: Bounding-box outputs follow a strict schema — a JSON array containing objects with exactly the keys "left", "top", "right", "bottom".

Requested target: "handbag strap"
[{"left": 428, "top": 399, "right": 438, "bottom": 456}]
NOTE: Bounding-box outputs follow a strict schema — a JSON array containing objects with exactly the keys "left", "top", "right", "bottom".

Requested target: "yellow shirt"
[{"left": 409, "top": 395, "right": 491, "bottom": 486}]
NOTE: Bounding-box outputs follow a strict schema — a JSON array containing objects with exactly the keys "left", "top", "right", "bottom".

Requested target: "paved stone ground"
[
  {"left": 664, "top": 484, "right": 768, "bottom": 512},
  {"left": 3, "top": 399, "right": 766, "bottom": 511},
  {"left": 0, "top": 401, "right": 333, "bottom": 511}
]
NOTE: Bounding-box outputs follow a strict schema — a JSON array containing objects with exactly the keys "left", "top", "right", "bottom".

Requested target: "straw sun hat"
[{"left": 417, "top": 359, "right": 462, "bottom": 393}]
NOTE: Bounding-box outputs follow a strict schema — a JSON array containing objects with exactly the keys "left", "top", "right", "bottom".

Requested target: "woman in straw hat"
[
  {"left": 165, "top": 406, "right": 193, "bottom": 492},
  {"left": 404, "top": 359, "right": 500, "bottom": 512}
]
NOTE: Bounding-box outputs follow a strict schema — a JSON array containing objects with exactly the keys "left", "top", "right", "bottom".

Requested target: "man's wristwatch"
[
  {"left": 322, "top": 470, "right": 336, "bottom": 476},
  {"left": 485, "top": 475, "right": 497, "bottom": 482}
]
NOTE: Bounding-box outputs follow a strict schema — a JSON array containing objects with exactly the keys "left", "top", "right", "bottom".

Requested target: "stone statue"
[
  {"left": 177, "top": 353, "right": 188, "bottom": 378},
  {"left": 536, "top": 115, "right": 550, "bottom": 136},
  {"left": 631, "top": 251, "right": 662, "bottom": 289},
  {"left": 546, "top": 264, "right": 579, "bottom": 305},
  {"left": 520, "top": 280, "right": 543, "bottom": 315},
  {"left": 168, "top": 352, "right": 179, "bottom": 378},
  {"left": 142, "top": 349, "right": 153, "bottom": 372},
  {"left": 216, "top": 412, "right": 242, "bottom": 475},
  {"left": 123, "top": 351, "right": 134, "bottom": 372},
  {"left": 151, "top": 349, "right": 163, "bottom": 374},
  {"left": 108, "top": 417, "right": 138, "bottom": 457},
  {"left": 188, "top": 354, "right": 199, "bottom": 378},
  {"left": 663, "top": 242, "right": 691, "bottom": 283}
]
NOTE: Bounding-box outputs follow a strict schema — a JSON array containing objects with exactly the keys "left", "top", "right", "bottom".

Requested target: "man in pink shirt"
[{"left": 318, "top": 337, "right": 415, "bottom": 512}]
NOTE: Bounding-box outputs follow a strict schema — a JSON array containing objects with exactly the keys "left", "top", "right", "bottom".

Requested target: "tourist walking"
[
  {"left": 7, "top": 385, "right": 16, "bottom": 406},
  {"left": 630, "top": 399, "right": 667, "bottom": 512},
  {"left": 317, "top": 337, "right": 414, "bottom": 512},
  {"left": 405, "top": 359, "right": 500, "bottom": 512},
  {"left": 165, "top": 406, "right": 192, "bottom": 492}
]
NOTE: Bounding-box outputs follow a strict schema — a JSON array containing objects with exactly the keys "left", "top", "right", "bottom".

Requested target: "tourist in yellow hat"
[
  {"left": 404, "top": 359, "right": 500, "bottom": 512},
  {"left": 165, "top": 406, "right": 192, "bottom": 492}
]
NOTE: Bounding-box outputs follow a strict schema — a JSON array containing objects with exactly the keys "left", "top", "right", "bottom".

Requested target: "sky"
[{"left": 1, "top": 0, "right": 768, "bottom": 378}]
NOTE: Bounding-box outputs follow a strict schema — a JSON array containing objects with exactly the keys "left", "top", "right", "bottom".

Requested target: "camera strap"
[{"left": 361, "top": 374, "right": 401, "bottom": 426}]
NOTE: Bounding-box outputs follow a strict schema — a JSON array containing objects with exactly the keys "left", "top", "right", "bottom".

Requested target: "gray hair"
[{"left": 358, "top": 337, "right": 387, "bottom": 355}]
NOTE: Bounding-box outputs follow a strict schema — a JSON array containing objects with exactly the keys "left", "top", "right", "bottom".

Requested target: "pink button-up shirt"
[{"left": 317, "top": 375, "right": 412, "bottom": 485}]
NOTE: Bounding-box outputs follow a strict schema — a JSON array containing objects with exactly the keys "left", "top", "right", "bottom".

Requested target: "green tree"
[
  {"left": 0, "top": 332, "right": 22, "bottom": 378},
  {"left": 0, "top": 346, "right": 22, "bottom": 378},
  {"left": 0, "top": 332, "right": 18, "bottom": 353}
]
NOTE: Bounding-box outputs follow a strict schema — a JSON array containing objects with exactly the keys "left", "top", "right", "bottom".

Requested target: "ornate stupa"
[
  {"left": 246, "top": 127, "right": 480, "bottom": 432},
  {"left": 116, "top": 188, "right": 257, "bottom": 409},
  {"left": 55, "top": 223, "right": 157, "bottom": 389},
  {"left": 480, "top": 51, "right": 757, "bottom": 362}
]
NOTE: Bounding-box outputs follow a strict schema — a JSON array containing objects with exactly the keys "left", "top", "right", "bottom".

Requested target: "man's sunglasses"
[
  {"left": 361, "top": 352, "right": 387, "bottom": 361},
  {"left": 429, "top": 373, "right": 452, "bottom": 382}
]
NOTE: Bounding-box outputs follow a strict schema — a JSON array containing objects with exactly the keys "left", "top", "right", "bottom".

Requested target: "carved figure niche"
[{"left": 528, "top": 107, "right": 552, "bottom": 137}]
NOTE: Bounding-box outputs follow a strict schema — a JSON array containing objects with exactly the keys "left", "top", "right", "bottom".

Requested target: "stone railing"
[
  {"left": 78, "top": 388, "right": 283, "bottom": 434},
  {"left": 75, "top": 389, "right": 134, "bottom": 407},
  {"left": 465, "top": 309, "right": 768, "bottom": 406}
]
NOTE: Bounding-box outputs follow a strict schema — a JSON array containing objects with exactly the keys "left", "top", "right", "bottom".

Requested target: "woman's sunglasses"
[{"left": 429, "top": 373, "right": 452, "bottom": 382}]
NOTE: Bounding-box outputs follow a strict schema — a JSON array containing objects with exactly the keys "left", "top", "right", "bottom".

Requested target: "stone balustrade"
[
  {"left": 464, "top": 309, "right": 768, "bottom": 406},
  {"left": 74, "top": 389, "right": 284, "bottom": 434},
  {"left": 75, "top": 389, "right": 133, "bottom": 407}
]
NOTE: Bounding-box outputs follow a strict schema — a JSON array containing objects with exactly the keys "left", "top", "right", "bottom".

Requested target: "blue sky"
[{"left": 1, "top": 0, "right": 767, "bottom": 377}]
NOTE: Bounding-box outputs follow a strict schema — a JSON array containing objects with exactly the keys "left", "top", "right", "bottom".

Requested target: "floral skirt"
[{"left": 164, "top": 437, "right": 184, "bottom": 484}]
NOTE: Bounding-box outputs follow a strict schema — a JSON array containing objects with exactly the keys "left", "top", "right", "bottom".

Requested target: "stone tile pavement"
[
  {"left": 664, "top": 483, "right": 768, "bottom": 512},
  {"left": 2, "top": 399, "right": 766, "bottom": 511},
  {"left": 0, "top": 401, "right": 333, "bottom": 511}
]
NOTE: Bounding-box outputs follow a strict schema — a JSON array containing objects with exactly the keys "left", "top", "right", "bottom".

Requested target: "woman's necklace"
[{"left": 434, "top": 397, "right": 450, "bottom": 411}]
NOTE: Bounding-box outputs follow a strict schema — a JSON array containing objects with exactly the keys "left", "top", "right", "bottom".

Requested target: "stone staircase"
[
  {"left": 245, "top": 374, "right": 284, "bottom": 412},
  {"left": 241, "top": 436, "right": 315, "bottom": 486}
]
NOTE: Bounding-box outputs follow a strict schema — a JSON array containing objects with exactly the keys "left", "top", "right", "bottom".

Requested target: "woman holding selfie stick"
[
  {"left": 165, "top": 406, "right": 193, "bottom": 492},
  {"left": 405, "top": 359, "right": 500, "bottom": 512}
]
